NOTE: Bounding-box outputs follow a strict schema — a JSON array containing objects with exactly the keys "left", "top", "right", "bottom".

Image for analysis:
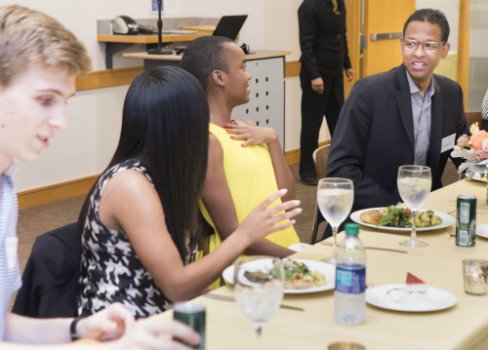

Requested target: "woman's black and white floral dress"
[{"left": 76, "top": 159, "right": 172, "bottom": 318}]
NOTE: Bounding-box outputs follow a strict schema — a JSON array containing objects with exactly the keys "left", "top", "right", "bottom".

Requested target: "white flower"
[
  {"left": 451, "top": 146, "right": 477, "bottom": 162},
  {"left": 451, "top": 146, "right": 479, "bottom": 174}
]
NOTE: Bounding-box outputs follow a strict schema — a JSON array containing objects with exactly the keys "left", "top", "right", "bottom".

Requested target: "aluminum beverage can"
[
  {"left": 173, "top": 302, "right": 206, "bottom": 349},
  {"left": 456, "top": 194, "right": 476, "bottom": 247}
]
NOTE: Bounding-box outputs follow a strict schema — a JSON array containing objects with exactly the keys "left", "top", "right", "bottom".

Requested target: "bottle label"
[{"left": 335, "top": 263, "right": 366, "bottom": 294}]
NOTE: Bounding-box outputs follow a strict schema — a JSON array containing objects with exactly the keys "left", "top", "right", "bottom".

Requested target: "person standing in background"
[{"left": 298, "top": 0, "right": 354, "bottom": 185}]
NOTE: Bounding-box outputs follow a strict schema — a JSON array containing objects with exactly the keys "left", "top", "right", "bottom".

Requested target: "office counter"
[{"left": 97, "top": 32, "right": 210, "bottom": 69}]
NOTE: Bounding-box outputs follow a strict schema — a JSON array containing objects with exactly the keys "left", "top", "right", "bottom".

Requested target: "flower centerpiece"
[{"left": 450, "top": 122, "right": 488, "bottom": 179}]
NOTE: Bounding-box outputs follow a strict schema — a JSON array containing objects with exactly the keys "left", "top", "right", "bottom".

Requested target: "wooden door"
[
  {"left": 362, "top": 0, "right": 416, "bottom": 77},
  {"left": 343, "top": 0, "right": 361, "bottom": 98},
  {"left": 457, "top": 0, "right": 470, "bottom": 110}
]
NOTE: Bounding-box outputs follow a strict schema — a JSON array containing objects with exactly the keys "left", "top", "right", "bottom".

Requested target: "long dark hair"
[{"left": 78, "top": 66, "right": 209, "bottom": 260}]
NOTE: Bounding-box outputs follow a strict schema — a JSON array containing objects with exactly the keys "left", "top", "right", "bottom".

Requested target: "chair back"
[
  {"left": 12, "top": 222, "right": 80, "bottom": 318},
  {"left": 312, "top": 144, "right": 330, "bottom": 180},
  {"left": 310, "top": 144, "right": 330, "bottom": 244},
  {"left": 465, "top": 111, "right": 482, "bottom": 127}
]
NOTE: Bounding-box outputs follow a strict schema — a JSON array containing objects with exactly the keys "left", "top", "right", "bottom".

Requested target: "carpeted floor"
[
  {"left": 16, "top": 161, "right": 459, "bottom": 274},
  {"left": 14, "top": 163, "right": 319, "bottom": 277}
]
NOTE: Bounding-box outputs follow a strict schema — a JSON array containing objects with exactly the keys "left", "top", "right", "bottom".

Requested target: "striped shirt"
[
  {"left": 0, "top": 171, "right": 22, "bottom": 340},
  {"left": 482, "top": 88, "right": 488, "bottom": 121},
  {"left": 406, "top": 72, "right": 435, "bottom": 165}
]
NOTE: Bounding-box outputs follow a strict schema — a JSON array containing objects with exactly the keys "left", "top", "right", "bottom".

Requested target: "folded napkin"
[
  {"left": 406, "top": 272, "right": 425, "bottom": 284},
  {"left": 406, "top": 272, "right": 427, "bottom": 293}
]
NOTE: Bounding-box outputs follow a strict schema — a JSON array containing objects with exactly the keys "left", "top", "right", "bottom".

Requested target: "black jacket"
[
  {"left": 12, "top": 223, "right": 80, "bottom": 318},
  {"left": 298, "top": 0, "right": 352, "bottom": 79},
  {"left": 327, "top": 65, "right": 468, "bottom": 211}
]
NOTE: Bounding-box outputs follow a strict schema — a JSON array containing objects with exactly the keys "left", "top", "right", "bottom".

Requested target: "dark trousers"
[{"left": 299, "top": 68, "right": 344, "bottom": 178}]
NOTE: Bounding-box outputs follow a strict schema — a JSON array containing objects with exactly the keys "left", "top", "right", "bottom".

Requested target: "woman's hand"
[
  {"left": 311, "top": 77, "right": 324, "bottom": 94},
  {"left": 345, "top": 68, "right": 354, "bottom": 81},
  {"left": 236, "top": 189, "right": 302, "bottom": 245},
  {"left": 224, "top": 120, "right": 278, "bottom": 147}
]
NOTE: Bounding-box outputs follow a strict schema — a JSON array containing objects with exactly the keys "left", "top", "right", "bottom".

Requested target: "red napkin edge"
[{"left": 406, "top": 272, "right": 425, "bottom": 285}]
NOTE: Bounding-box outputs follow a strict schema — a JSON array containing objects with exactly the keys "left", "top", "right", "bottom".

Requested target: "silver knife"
[
  {"left": 203, "top": 293, "right": 305, "bottom": 311},
  {"left": 364, "top": 246, "right": 408, "bottom": 254},
  {"left": 321, "top": 241, "right": 407, "bottom": 254}
]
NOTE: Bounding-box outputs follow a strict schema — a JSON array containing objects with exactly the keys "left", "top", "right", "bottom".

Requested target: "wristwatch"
[{"left": 70, "top": 317, "right": 83, "bottom": 341}]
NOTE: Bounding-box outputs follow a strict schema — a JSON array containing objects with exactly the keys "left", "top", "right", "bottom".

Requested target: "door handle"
[{"left": 370, "top": 32, "right": 402, "bottom": 41}]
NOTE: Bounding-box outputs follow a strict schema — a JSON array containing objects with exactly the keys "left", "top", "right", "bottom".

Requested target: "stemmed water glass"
[
  {"left": 233, "top": 256, "right": 284, "bottom": 338},
  {"left": 397, "top": 165, "right": 432, "bottom": 248},
  {"left": 317, "top": 178, "right": 354, "bottom": 262}
]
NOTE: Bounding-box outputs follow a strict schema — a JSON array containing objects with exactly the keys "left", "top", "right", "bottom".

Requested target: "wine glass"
[
  {"left": 397, "top": 165, "right": 432, "bottom": 248},
  {"left": 233, "top": 256, "right": 284, "bottom": 337},
  {"left": 317, "top": 178, "right": 354, "bottom": 261}
]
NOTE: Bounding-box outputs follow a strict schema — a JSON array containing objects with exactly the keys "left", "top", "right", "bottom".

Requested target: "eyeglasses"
[{"left": 402, "top": 38, "right": 445, "bottom": 53}]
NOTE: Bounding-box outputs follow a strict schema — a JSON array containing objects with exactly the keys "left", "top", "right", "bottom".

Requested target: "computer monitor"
[{"left": 212, "top": 15, "right": 248, "bottom": 41}]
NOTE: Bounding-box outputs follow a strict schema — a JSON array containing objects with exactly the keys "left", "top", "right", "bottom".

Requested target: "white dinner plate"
[
  {"left": 288, "top": 243, "right": 312, "bottom": 252},
  {"left": 366, "top": 284, "right": 457, "bottom": 312},
  {"left": 468, "top": 170, "right": 488, "bottom": 183},
  {"left": 222, "top": 258, "right": 335, "bottom": 294},
  {"left": 350, "top": 207, "right": 455, "bottom": 233},
  {"left": 477, "top": 224, "right": 488, "bottom": 239}
]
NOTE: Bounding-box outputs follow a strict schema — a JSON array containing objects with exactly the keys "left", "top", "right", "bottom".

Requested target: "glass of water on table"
[
  {"left": 397, "top": 165, "right": 432, "bottom": 248},
  {"left": 233, "top": 256, "right": 284, "bottom": 338},
  {"left": 317, "top": 177, "right": 354, "bottom": 262}
]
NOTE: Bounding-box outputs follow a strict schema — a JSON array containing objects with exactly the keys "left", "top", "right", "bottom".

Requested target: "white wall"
[
  {"left": 8, "top": 0, "right": 462, "bottom": 192},
  {"left": 178, "top": 0, "right": 265, "bottom": 50},
  {"left": 467, "top": 0, "right": 488, "bottom": 110},
  {"left": 13, "top": 86, "right": 127, "bottom": 190},
  {"left": 8, "top": 0, "right": 158, "bottom": 191},
  {"left": 415, "top": 0, "right": 459, "bottom": 51},
  {"left": 263, "top": 0, "right": 331, "bottom": 149},
  {"left": 8, "top": 0, "right": 305, "bottom": 192}
]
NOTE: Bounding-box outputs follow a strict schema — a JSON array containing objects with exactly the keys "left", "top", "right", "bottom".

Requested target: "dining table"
[{"left": 152, "top": 178, "right": 488, "bottom": 350}]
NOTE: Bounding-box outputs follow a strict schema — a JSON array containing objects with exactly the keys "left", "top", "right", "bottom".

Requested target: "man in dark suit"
[{"left": 327, "top": 8, "right": 467, "bottom": 214}]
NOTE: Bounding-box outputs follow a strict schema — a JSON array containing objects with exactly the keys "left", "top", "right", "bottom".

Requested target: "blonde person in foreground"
[{"left": 0, "top": 5, "right": 199, "bottom": 349}]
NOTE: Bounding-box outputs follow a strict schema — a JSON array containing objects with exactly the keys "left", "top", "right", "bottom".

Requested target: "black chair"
[{"left": 12, "top": 222, "right": 80, "bottom": 318}]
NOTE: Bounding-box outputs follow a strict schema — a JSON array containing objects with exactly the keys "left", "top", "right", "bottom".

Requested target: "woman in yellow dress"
[{"left": 182, "top": 36, "right": 301, "bottom": 287}]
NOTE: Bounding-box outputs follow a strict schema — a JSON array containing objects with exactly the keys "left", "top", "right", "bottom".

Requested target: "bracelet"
[{"left": 70, "top": 317, "right": 83, "bottom": 341}]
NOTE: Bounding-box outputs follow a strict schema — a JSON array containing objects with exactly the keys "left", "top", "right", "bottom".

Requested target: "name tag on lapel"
[{"left": 441, "top": 133, "right": 456, "bottom": 153}]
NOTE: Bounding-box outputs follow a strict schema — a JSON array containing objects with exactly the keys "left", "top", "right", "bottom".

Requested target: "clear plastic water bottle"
[{"left": 334, "top": 223, "right": 366, "bottom": 324}]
